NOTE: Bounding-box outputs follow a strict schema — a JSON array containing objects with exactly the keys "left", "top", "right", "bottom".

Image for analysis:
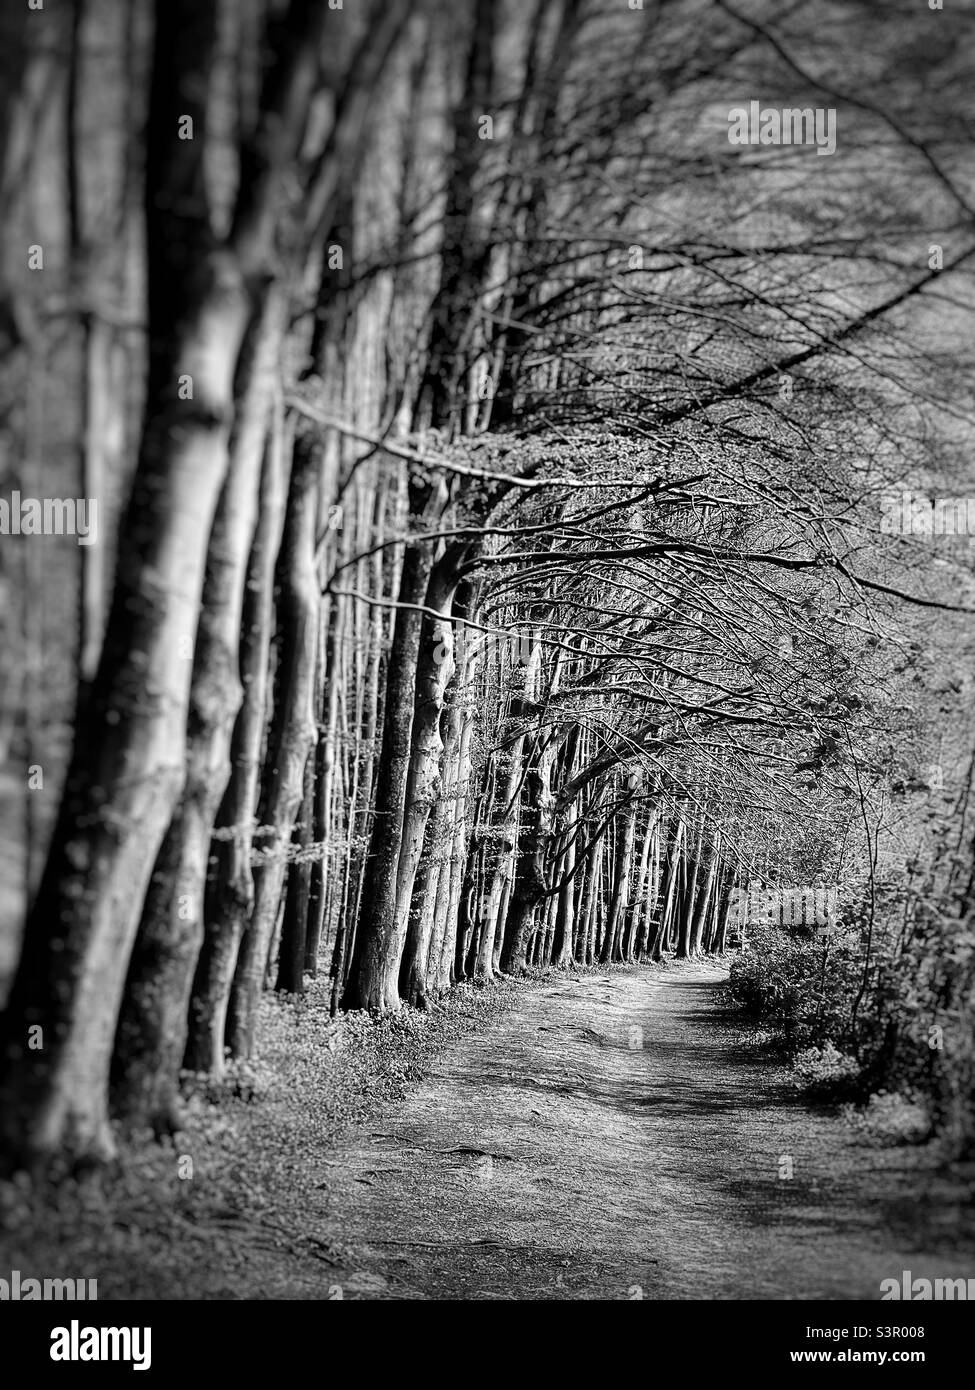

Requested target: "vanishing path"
[{"left": 323, "top": 961, "right": 975, "bottom": 1300}]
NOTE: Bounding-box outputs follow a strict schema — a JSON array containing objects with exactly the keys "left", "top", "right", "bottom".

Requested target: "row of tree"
[{"left": 1, "top": 0, "right": 973, "bottom": 1169}]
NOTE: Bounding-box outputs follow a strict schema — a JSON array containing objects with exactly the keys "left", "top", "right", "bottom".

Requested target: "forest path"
[{"left": 322, "top": 961, "right": 975, "bottom": 1300}]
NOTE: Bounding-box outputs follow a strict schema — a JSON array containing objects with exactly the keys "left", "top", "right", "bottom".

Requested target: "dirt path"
[{"left": 322, "top": 961, "right": 975, "bottom": 1300}]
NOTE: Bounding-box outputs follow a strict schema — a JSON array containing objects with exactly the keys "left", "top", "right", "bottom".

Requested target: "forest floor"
[
  {"left": 3, "top": 959, "right": 974, "bottom": 1299},
  {"left": 317, "top": 960, "right": 975, "bottom": 1300}
]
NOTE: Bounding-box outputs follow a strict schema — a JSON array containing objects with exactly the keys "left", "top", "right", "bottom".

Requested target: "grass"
[{"left": 0, "top": 974, "right": 519, "bottom": 1299}]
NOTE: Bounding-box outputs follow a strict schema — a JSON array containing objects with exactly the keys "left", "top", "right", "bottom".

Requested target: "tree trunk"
[
  {"left": 651, "top": 819, "right": 684, "bottom": 962},
  {"left": 227, "top": 432, "right": 319, "bottom": 1059},
  {"left": 635, "top": 815, "right": 661, "bottom": 960},
  {"left": 500, "top": 735, "right": 557, "bottom": 974},
  {"left": 675, "top": 816, "right": 704, "bottom": 959},
  {"left": 689, "top": 837, "right": 718, "bottom": 959},
  {"left": 342, "top": 479, "right": 443, "bottom": 1012},
  {"left": 275, "top": 746, "right": 316, "bottom": 994},
  {"left": 552, "top": 799, "right": 577, "bottom": 968},
  {"left": 624, "top": 809, "right": 655, "bottom": 961},
  {"left": 600, "top": 794, "right": 637, "bottom": 964},
  {"left": 583, "top": 836, "right": 605, "bottom": 966},
  {"left": 185, "top": 406, "right": 292, "bottom": 1077},
  {"left": 393, "top": 566, "right": 457, "bottom": 975},
  {"left": 111, "top": 285, "right": 285, "bottom": 1130},
  {"left": 0, "top": 2, "right": 251, "bottom": 1164}
]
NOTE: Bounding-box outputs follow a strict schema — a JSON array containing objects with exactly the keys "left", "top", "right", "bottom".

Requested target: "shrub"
[
  {"left": 840, "top": 1090, "right": 931, "bottom": 1146},
  {"left": 792, "top": 1042, "right": 859, "bottom": 1095},
  {"left": 729, "top": 890, "right": 975, "bottom": 1157},
  {"left": 728, "top": 924, "right": 869, "bottom": 1052}
]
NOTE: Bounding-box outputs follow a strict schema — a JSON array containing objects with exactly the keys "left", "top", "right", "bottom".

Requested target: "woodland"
[{"left": 0, "top": 0, "right": 974, "bottom": 1200}]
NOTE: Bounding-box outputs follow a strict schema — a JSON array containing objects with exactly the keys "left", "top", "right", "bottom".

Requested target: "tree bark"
[
  {"left": 393, "top": 565, "right": 457, "bottom": 970},
  {"left": 342, "top": 478, "right": 443, "bottom": 1012},
  {"left": 600, "top": 793, "right": 637, "bottom": 964},
  {"left": 185, "top": 407, "right": 292, "bottom": 1077},
  {"left": 111, "top": 286, "right": 285, "bottom": 1130},
  {"left": 227, "top": 432, "right": 319, "bottom": 1059},
  {"left": 0, "top": 1, "right": 248, "bottom": 1164},
  {"left": 499, "top": 733, "right": 557, "bottom": 974},
  {"left": 275, "top": 746, "right": 316, "bottom": 994},
  {"left": 552, "top": 798, "right": 577, "bottom": 968}
]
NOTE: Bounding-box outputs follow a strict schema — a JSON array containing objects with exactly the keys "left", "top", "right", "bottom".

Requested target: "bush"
[
  {"left": 728, "top": 893, "right": 975, "bottom": 1157},
  {"left": 728, "top": 924, "right": 870, "bottom": 1053},
  {"left": 791, "top": 1042, "right": 859, "bottom": 1095},
  {"left": 840, "top": 1090, "right": 931, "bottom": 1146},
  {"left": 870, "top": 902, "right": 975, "bottom": 1158}
]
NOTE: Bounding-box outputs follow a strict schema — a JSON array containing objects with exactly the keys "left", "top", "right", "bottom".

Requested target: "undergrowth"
[{"left": 0, "top": 975, "right": 517, "bottom": 1298}]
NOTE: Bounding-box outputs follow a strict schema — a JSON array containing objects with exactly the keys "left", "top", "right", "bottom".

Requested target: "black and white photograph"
[{"left": 0, "top": 0, "right": 974, "bottom": 1354}]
